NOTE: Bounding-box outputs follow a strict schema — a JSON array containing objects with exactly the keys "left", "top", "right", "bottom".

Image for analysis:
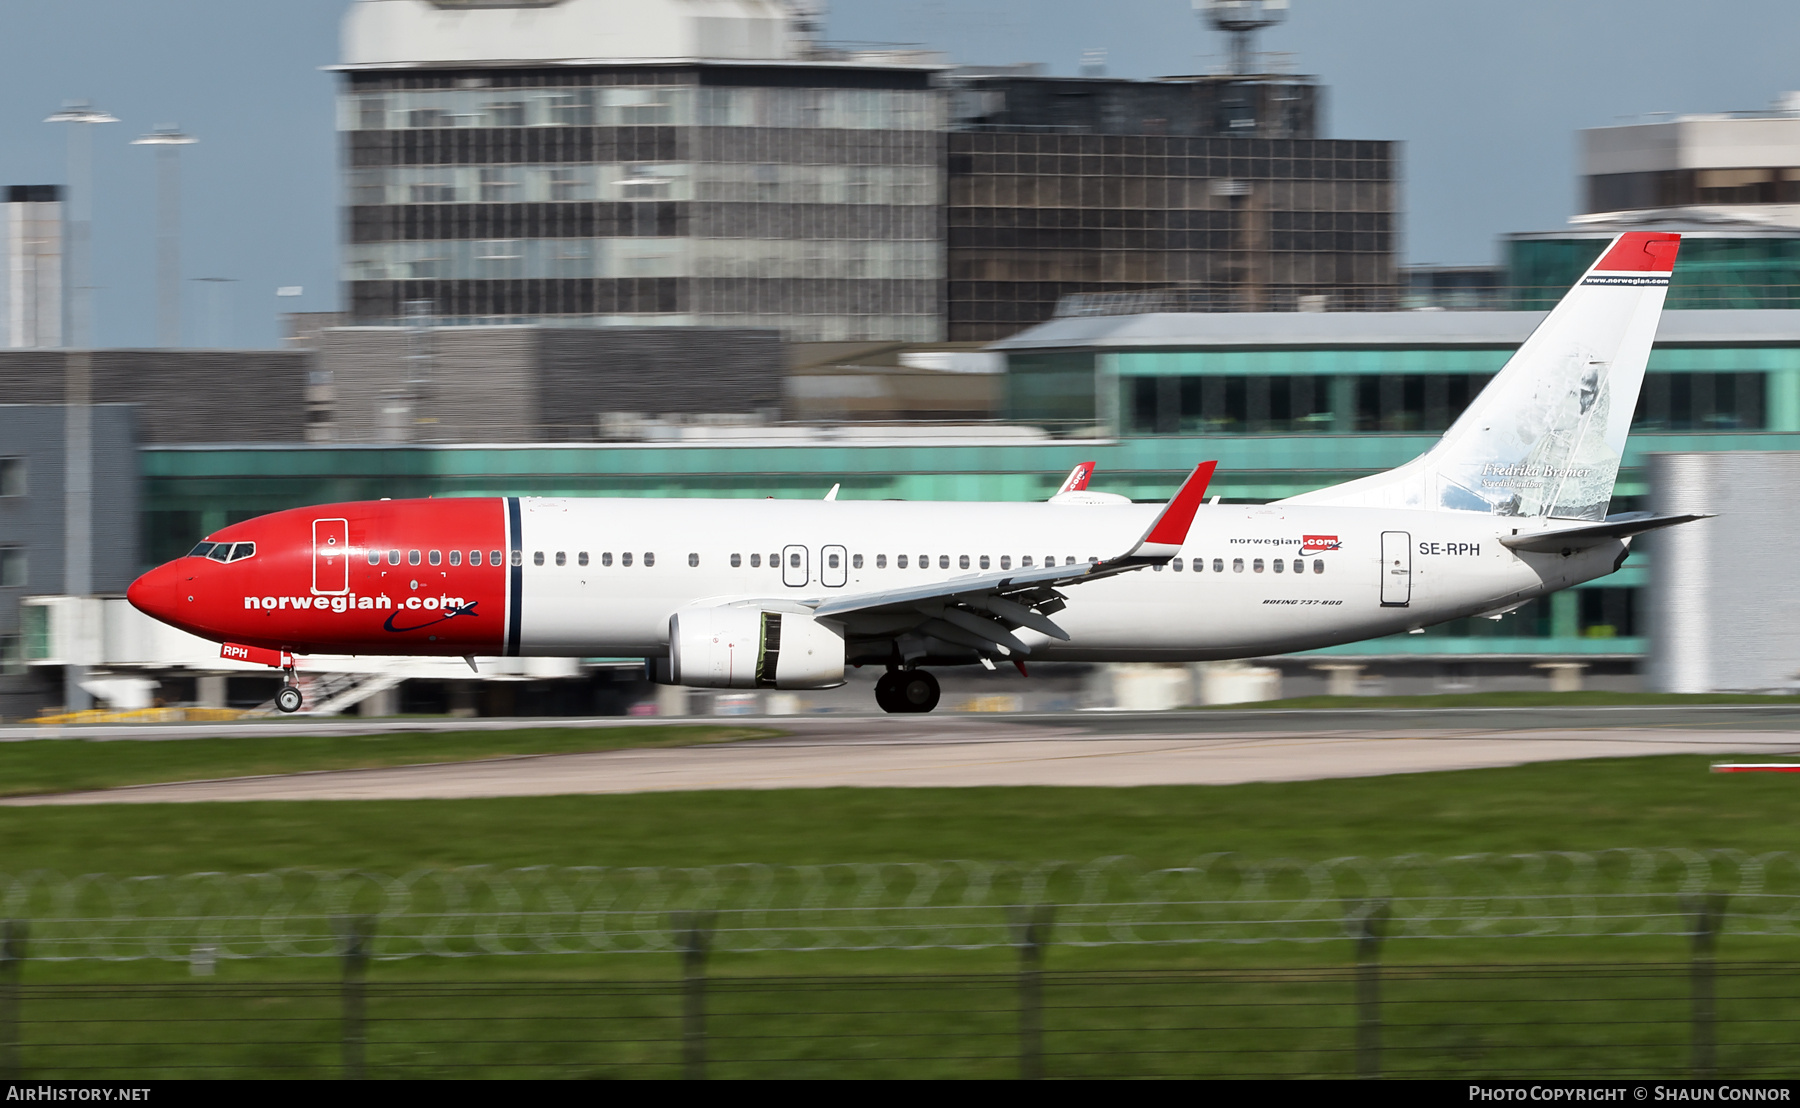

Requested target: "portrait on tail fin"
[{"left": 1278, "top": 231, "right": 1680, "bottom": 522}]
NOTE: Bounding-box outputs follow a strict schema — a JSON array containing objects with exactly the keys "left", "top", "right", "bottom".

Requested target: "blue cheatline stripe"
[{"left": 506, "top": 497, "right": 523, "bottom": 657}]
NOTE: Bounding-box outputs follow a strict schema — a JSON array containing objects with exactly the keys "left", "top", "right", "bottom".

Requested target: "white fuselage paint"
[{"left": 510, "top": 497, "right": 1624, "bottom": 660}]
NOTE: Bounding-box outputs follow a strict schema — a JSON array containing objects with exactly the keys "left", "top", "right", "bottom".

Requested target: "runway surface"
[{"left": 5, "top": 709, "right": 1798, "bottom": 805}]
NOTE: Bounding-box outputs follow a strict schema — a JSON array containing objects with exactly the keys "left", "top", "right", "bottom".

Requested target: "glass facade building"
[
  {"left": 942, "top": 73, "right": 1399, "bottom": 342},
  {"left": 339, "top": 65, "right": 946, "bottom": 341},
  {"left": 947, "top": 133, "right": 1400, "bottom": 341}
]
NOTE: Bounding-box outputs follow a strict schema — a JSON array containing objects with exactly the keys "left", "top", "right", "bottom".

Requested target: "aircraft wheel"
[
  {"left": 275, "top": 686, "right": 304, "bottom": 714},
  {"left": 874, "top": 671, "right": 905, "bottom": 714},
  {"left": 897, "top": 670, "right": 940, "bottom": 714}
]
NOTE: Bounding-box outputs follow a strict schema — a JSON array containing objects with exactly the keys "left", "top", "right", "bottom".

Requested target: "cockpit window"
[
  {"left": 188, "top": 541, "right": 216, "bottom": 558},
  {"left": 230, "top": 542, "right": 255, "bottom": 561},
  {"left": 207, "top": 545, "right": 233, "bottom": 563}
]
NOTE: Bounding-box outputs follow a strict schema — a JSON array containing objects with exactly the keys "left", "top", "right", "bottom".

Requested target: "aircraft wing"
[
  {"left": 805, "top": 462, "right": 1216, "bottom": 657},
  {"left": 1500, "top": 511, "right": 1710, "bottom": 554}
]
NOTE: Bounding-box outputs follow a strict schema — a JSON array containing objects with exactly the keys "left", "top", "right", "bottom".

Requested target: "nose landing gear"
[{"left": 875, "top": 668, "right": 940, "bottom": 714}]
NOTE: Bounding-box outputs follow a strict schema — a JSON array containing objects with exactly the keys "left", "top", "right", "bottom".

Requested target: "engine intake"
[{"left": 668, "top": 607, "right": 845, "bottom": 690}]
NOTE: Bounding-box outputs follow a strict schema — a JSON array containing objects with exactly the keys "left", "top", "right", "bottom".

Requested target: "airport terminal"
[{"left": 5, "top": 0, "right": 1800, "bottom": 721}]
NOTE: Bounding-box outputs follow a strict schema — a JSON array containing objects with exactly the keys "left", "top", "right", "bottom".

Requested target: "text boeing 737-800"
[{"left": 128, "top": 231, "right": 1704, "bottom": 715}]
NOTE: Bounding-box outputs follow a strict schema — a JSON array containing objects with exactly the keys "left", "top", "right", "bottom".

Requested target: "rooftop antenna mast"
[{"left": 1197, "top": 0, "right": 1287, "bottom": 76}]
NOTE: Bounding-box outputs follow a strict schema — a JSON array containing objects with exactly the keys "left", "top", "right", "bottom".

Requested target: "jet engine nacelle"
[{"left": 668, "top": 607, "right": 846, "bottom": 690}]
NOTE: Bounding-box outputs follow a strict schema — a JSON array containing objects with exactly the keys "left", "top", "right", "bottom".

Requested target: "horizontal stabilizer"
[{"left": 1500, "top": 511, "right": 1709, "bottom": 554}]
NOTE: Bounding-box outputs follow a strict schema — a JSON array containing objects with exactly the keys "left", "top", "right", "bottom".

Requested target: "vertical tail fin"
[{"left": 1281, "top": 231, "right": 1680, "bottom": 521}]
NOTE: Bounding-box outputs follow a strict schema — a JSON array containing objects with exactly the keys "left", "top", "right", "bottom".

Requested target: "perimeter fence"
[
  {"left": 3, "top": 849, "right": 1799, "bottom": 962},
  {"left": 5, "top": 853, "right": 1800, "bottom": 1077}
]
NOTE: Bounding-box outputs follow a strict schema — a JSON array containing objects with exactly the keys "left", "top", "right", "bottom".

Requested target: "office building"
[
  {"left": 336, "top": 0, "right": 944, "bottom": 341},
  {"left": 944, "top": 69, "right": 1399, "bottom": 341}
]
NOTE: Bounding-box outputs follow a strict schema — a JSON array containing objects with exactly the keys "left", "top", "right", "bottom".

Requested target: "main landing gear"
[
  {"left": 275, "top": 665, "right": 304, "bottom": 714},
  {"left": 875, "top": 668, "right": 940, "bottom": 714}
]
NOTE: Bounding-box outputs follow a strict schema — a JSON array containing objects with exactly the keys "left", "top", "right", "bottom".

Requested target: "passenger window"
[
  {"left": 852, "top": 554, "right": 863, "bottom": 569},
  {"left": 470, "top": 550, "right": 482, "bottom": 566},
  {"left": 689, "top": 553, "right": 699, "bottom": 567},
  {"left": 367, "top": 550, "right": 381, "bottom": 566},
  {"left": 555, "top": 552, "right": 566, "bottom": 566},
  {"left": 1000, "top": 556, "right": 1011, "bottom": 570},
  {"left": 644, "top": 553, "right": 655, "bottom": 567},
  {"left": 1273, "top": 558, "right": 1284, "bottom": 574},
  {"left": 449, "top": 550, "right": 461, "bottom": 566},
  {"left": 920, "top": 554, "right": 929, "bottom": 569},
  {"left": 1214, "top": 559, "right": 1225, "bottom": 573},
  {"left": 789, "top": 552, "right": 801, "bottom": 568},
  {"left": 1066, "top": 557, "right": 1076, "bottom": 566},
  {"left": 534, "top": 551, "right": 545, "bottom": 566},
  {"left": 408, "top": 550, "right": 421, "bottom": 566},
  {"left": 896, "top": 555, "right": 908, "bottom": 569},
  {"left": 622, "top": 552, "right": 633, "bottom": 567},
  {"left": 489, "top": 550, "right": 501, "bottom": 566},
  {"left": 602, "top": 552, "right": 613, "bottom": 566},
  {"left": 429, "top": 550, "right": 442, "bottom": 566},
  {"left": 510, "top": 550, "right": 522, "bottom": 567},
  {"left": 1021, "top": 556, "right": 1033, "bottom": 567},
  {"left": 1153, "top": 563, "right": 1164, "bottom": 572},
  {"left": 389, "top": 550, "right": 401, "bottom": 565},
  {"left": 769, "top": 553, "right": 778, "bottom": 567},
  {"left": 959, "top": 555, "right": 971, "bottom": 569},
  {"left": 1194, "top": 558, "right": 1204, "bottom": 572},
  {"left": 731, "top": 553, "right": 741, "bottom": 568},
  {"left": 1232, "top": 558, "right": 1244, "bottom": 573},
  {"left": 1314, "top": 559, "right": 1325, "bottom": 574},
  {"left": 940, "top": 555, "right": 950, "bottom": 569},
  {"left": 578, "top": 552, "right": 589, "bottom": 566},
  {"left": 876, "top": 554, "right": 886, "bottom": 568},
  {"left": 1293, "top": 559, "right": 1304, "bottom": 574},
  {"left": 827, "top": 552, "right": 839, "bottom": 569},
  {"left": 1253, "top": 559, "right": 1265, "bottom": 573},
  {"left": 749, "top": 553, "right": 759, "bottom": 568},
  {"left": 1171, "top": 558, "right": 1182, "bottom": 572}
]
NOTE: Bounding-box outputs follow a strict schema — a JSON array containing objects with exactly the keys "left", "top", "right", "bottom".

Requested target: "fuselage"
[{"left": 127, "top": 495, "right": 1627, "bottom": 663}]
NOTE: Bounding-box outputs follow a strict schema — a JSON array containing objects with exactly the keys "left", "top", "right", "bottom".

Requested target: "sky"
[{"left": 1, "top": 0, "right": 1797, "bottom": 348}]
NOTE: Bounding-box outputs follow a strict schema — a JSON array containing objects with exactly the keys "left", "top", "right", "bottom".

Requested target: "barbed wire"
[{"left": 4, "top": 850, "right": 1798, "bottom": 962}]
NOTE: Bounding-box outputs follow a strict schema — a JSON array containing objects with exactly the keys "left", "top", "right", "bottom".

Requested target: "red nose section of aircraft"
[{"left": 128, "top": 498, "right": 512, "bottom": 657}]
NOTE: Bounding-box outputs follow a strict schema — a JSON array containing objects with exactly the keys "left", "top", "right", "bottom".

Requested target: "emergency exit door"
[
  {"left": 782, "top": 544, "right": 809, "bottom": 588},
  {"left": 313, "top": 518, "right": 349, "bottom": 595},
  {"left": 1380, "top": 531, "right": 1411, "bottom": 608}
]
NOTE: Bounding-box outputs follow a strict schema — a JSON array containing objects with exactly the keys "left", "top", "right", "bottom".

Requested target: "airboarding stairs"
[{"left": 247, "top": 672, "right": 405, "bottom": 718}]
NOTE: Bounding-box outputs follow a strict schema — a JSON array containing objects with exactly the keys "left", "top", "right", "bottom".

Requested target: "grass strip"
[
  {"left": 0, "top": 725, "right": 772, "bottom": 798},
  {"left": 0, "top": 753, "right": 1792, "bottom": 874}
]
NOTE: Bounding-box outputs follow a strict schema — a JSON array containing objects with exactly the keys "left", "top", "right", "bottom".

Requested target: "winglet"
[{"left": 1129, "top": 462, "right": 1216, "bottom": 559}]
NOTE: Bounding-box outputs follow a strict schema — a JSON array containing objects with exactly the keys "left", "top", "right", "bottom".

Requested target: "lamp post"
[
  {"left": 45, "top": 101, "right": 118, "bottom": 714},
  {"left": 132, "top": 126, "right": 197, "bottom": 348}
]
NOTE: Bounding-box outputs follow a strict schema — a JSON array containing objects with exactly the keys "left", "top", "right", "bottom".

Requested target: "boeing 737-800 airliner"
[{"left": 127, "top": 232, "right": 1702, "bottom": 714}]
